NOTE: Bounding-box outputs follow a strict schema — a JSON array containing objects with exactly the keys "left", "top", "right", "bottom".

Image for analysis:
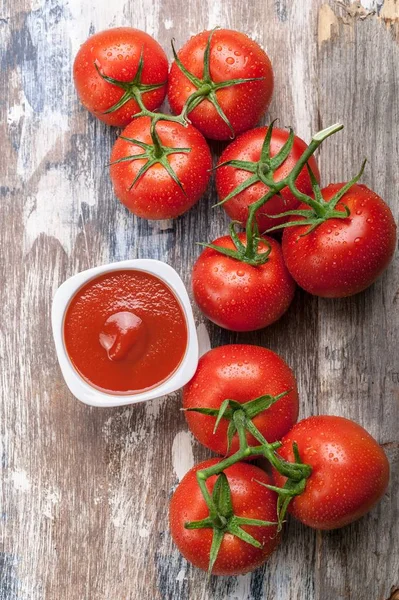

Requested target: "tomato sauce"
[{"left": 63, "top": 269, "right": 188, "bottom": 394}]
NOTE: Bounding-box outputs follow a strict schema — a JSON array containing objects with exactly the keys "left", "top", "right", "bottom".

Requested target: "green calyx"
[
  {"left": 110, "top": 120, "right": 190, "bottom": 193},
  {"left": 95, "top": 49, "right": 167, "bottom": 116},
  {"left": 185, "top": 471, "right": 276, "bottom": 575},
  {"left": 186, "top": 390, "right": 290, "bottom": 453},
  {"left": 199, "top": 219, "right": 272, "bottom": 266},
  {"left": 256, "top": 442, "right": 309, "bottom": 526},
  {"left": 172, "top": 28, "right": 265, "bottom": 137},
  {"left": 214, "top": 119, "right": 297, "bottom": 209},
  {"left": 266, "top": 158, "right": 367, "bottom": 236}
]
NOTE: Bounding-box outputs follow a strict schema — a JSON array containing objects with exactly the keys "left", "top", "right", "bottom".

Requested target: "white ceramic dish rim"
[{"left": 51, "top": 258, "right": 199, "bottom": 407}]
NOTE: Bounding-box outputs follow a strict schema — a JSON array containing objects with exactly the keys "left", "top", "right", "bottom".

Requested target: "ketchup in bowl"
[{"left": 63, "top": 269, "right": 188, "bottom": 394}]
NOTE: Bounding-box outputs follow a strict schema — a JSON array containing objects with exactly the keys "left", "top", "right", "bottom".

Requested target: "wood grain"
[{"left": 1, "top": 0, "right": 398, "bottom": 598}]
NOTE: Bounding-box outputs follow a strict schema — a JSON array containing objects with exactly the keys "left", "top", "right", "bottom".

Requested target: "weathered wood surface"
[{"left": 1, "top": 0, "right": 398, "bottom": 598}]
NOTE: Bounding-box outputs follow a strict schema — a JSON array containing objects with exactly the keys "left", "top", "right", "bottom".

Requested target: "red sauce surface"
[{"left": 64, "top": 269, "right": 188, "bottom": 394}]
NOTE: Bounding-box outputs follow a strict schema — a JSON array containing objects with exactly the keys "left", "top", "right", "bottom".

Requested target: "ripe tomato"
[
  {"left": 183, "top": 345, "right": 299, "bottom": 455},
  {"left": 282, "top": 184, "right": 397, "bottom": 297},
  {"left": 110, "top": 116, "right": 212, "bottom": 219},
  {"left": 169, "top": 459, "right": 279, "bottom": 575},
  {"left": 272, "top": 416, "right": 390, "bottom": 530},
  {"left": 73, "top": 28, "right": 168, "bottom": 127},
  {"left": 216, "top": 126, "right": 320, "bottom": 233},
  {"left": 192, "top": 233, "right": 295, "bottom": 331},
  {"left": 168, "top": 29, "right": 274, "bottom": 140}
]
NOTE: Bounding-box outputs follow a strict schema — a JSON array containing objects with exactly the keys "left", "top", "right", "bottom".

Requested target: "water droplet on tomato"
[
  {"left": 226, "top": 57, "right": 235, "bottom": 65},
  {"left": 237, "top": 270, "right": 245, "bottom": 277},
  {"left": 354, "top": 237, "right": 361, "bottom": 243},
  {"left": 356, "top": 210, "right": 362, "bottom": 215},
  {"left": 117, "top": 54, "right": 123, "bottom": 60},
  {"left": 234, "top": 50, "right": 241, "bottom": 56},
  {"left": 217, "top": 45, "right": 222, "bottom": 51},
  {"left": 367, "top": 218, "right": 373, "bottom": 224}
]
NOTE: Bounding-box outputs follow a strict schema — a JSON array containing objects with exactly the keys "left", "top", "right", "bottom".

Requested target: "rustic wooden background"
[{"left": 1, "top": 0, "right": 398, "bottom": 598}]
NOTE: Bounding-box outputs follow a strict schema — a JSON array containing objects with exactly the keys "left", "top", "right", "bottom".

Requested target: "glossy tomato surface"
[
  {"left": 273, "top": 416, "right": 390, "bottom": 530},
  {"left": 110, "top": 116, "right": 212, "bottom": 219},
  {"left": 192, "top": 233, "right": 295, "bottom": 331},
  {"left": 73, "top": 28, "right": 168, "bottom": 127},
  {"left": 183, "top": 345, "right": 299, "bottom": 455},
  {"left": 168, "top": 29, "right": 273, "bottom": 140},
  {"left": 282, "top": 184, "right": 397, "bottom": 297},
  {"left": 169, "top": 459, "right": 279, "bottom": 575},
  {"left": 216, "top": 126, "right": 320, "bottom": 232}
]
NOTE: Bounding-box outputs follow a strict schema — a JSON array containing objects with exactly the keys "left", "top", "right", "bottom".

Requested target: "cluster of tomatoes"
[{"left": 73, "top": 26, "right": 396, "bottom": 576}]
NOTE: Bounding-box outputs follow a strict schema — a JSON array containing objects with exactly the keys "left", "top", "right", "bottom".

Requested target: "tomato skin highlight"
[
  {"left": 73, "top": 28, "right": 168, "bottom": 127},
  {"left": 167, "top": 30, "right": 274, "bottom": 140},
  {"left": 273, "top": 416, "right": 390, "bottom": 530},
  {"left": 192, "top": 233, "right": 295, "bottom": 331},
  {"left": 183, "top": 345, "right": 299, "bottom": 455},
  {"left": 282, "top": 184, "right": 397, "bottom": 297},
  {"left": 169, "top": 459, "right": 280, "bottom": 575},
  {"left": 216, "top": 126, "right": 320, "bottom": 233},
  {"left": 110, "top": 117, "right": 212, "bottom": 219}
]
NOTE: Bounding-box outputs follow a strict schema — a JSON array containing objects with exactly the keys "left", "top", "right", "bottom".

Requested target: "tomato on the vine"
[
  {"left": 169, "top": 459, "right": 279, "bottom": 575},
  {"left": 281, "top": 183, "right": 397, "bottom": 297},
  {"left": 183, "top": 345, "right": 299, "bottom": 455},
  {"left": 110, "top": 116, "right": 212, "bottom": 219},
  {"left": 216, "top": 126, "right": 320, "bottom": 232},
  {"left": 272, "top": 416, "right": 390, "bottom": 530},
  {"left": 73, "top": 28, "right": 168, "bottom": 127},
  {"left": 192, "top": 231, "right": 295, "bottom": 331},
  {"left": 168, "top": 29, "right": 274, "bottom": 140}
]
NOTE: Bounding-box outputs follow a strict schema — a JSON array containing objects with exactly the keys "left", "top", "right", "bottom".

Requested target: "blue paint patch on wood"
[
  {"left": 0, "top": 18, "right": 36, "bottom": 73},
  {"left": 250, "top": 566, "right": 267, "bottom": 599},
  {"left": 0, "top": 553, "right": 19, "bottom": 600},
  {"left": 154, "top": 550, "right": 190, "bottom": 598},
  {"left": 275, "top": 0, "right": 288, "bottom": 22}
]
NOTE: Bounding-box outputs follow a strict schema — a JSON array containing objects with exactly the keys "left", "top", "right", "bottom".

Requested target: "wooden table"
[{"left": 1, "top": 0, "right": 398, "bottom": 598}]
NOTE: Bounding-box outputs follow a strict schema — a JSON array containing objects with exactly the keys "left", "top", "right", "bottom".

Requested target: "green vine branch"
[{"left": 184, "top": 400, "right": 312, "bottom": 573}]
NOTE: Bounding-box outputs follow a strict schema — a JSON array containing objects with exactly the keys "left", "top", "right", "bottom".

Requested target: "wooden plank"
[
  {"left": 0, "top": 0, "right": 397, "bottom": 599},
  {"left": 316, "top": 6, "right": 399, "bottom": 599}
]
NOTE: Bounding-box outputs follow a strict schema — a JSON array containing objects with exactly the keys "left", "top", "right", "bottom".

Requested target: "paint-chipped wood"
[{"left": 1, "top": 0, "right": 398, "bottom": 598}]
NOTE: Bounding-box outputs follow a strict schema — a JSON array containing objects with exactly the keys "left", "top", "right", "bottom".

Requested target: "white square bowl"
[{"left": 52, "top": 259, "right": 200, "bottom": 407}]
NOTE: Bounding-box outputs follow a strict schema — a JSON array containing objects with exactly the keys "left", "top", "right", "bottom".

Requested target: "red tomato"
[
  {"left": 216, "top": 126, "right": 320, "bottom": 233},
  {"left": 192, "top": 233, "right": 295, "bottom": 331},
  {"left": 273, "top": 416, "right": 390, "bottom": 530},
  {"left": 73, "top": 28, "right": 168, "bottom": 127},
  {"left": 282, "top": 184, "right": 397, "bottom": 297},
  {"left": 110, "top": 116, "right": 212, "bottom": 219},
  {"left": 169, "top": 459, "right": 280, "bottom": 575},
  {"left": 168, "top": 30, "right": 274, "bottom": 140},
  {"left": 183, "top": 345, "right": 299, "bottom": 455}
]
